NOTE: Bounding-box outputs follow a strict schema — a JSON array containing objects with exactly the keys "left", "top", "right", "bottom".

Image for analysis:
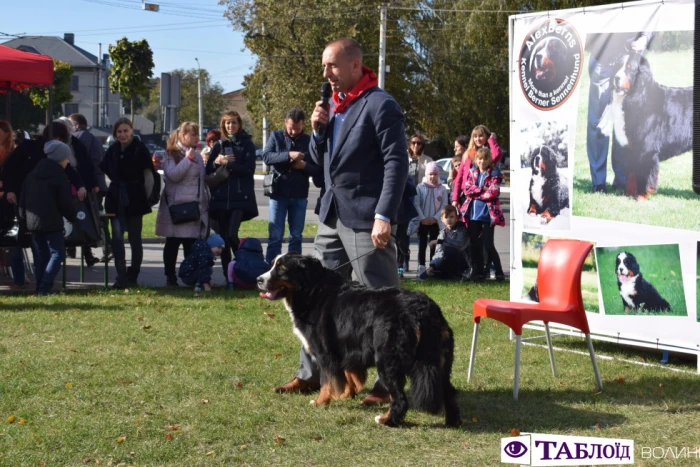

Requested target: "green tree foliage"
[
  {"left": 28, "top": 59, "right": 73, "bottom": 121},
  {"left": 222, "top": 0, "right": 622, "bottom": 154},
  {"left": 220, "top": 0, "right": 417, "bottom": 141},
  {"left": 143, "top": 68, "right": 226, "bottom": 134},
  {"left": 108, "top": 38, "right": 155, "bottom": 121}
]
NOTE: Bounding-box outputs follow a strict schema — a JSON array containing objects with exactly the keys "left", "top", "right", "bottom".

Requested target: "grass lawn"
[
  {"left": 2, "top": 282, "right": 699, "bottom": 465},
  {"left": 572, "top": 50, "right": 698, "bottom": 231},
  {"left": 140, "top": 213, "right": 318, "bottom": 241}
]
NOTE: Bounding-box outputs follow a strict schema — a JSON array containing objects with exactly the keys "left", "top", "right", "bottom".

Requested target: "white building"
[{"left": 3, "top": 33, "right": 121, "bottom": 127}]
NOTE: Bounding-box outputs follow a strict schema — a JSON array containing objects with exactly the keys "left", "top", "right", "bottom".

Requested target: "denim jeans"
[
  {"left": 266, "top": 197, "right": 308, "bottom": 263},
  {"left": 32, "top": 231, "right": 65, "bottom": 294}
]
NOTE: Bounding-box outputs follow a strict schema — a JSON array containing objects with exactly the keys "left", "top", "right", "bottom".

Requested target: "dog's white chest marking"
[
  {"left": 285, "top": 298, "right": 311, "bottom": 354},
  {"left": 619, "top": 276, "right": 638, "bottom": 308},
  {"left": 611, "top": 92, "right": 629, "bottom": 147},
  {"left": 530, "top": 173, "right": 545, "bottom": 208}
]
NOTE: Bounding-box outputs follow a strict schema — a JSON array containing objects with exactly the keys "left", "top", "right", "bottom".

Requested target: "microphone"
[{"left": 317, "top": 82, "right": 332, "bottom": 136}]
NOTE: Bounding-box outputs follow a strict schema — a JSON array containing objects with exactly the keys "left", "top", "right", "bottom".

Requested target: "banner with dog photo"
[{"left": 509, "top": 0, "right": 700, "bottom": 362}]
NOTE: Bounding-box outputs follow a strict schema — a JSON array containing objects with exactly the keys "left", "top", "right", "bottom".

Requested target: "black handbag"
[
  {"left": 263, "top": 172, "right": 279, "bottom": 197},
  {"left": 64, "top": 194, "right": 102, "bottom": 247},
  {"left": 204, "top": 164, "right": 230, "bottom": 188},
  {"left": 165, "top": 178, "right": 201, "bottom": 225}
]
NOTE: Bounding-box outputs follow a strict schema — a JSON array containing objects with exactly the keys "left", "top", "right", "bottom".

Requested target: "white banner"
[{"left": 509, "top": 0, "right": 699, "bottom": 360}]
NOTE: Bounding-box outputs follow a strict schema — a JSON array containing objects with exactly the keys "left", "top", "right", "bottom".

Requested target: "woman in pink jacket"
[{"left": 156, "top": 122, "right": 209, "bottom": 286}]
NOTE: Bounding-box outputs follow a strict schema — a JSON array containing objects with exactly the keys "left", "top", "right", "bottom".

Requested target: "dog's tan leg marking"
[
  {"left": 528, "top": 204, "right": 538, "bottom": 215},
  {"left": 340, "top": 370, "right": 366, "bottom": 399},
  {"left": 312, "top": 383, "right": 333, "bottom": 407},
  {"left": 541, "top": 210, "right": 554, "bottom": 223},
  {"left": 625, "top": 175, "right": 638, "bottom": 198}
]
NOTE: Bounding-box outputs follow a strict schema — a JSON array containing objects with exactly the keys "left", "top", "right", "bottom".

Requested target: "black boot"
[
  {"left": 113, "top": 259, "right": 128, "bottom": 289},
  {"left": 126, "top": 267, "right": 139, "bottom": 286},
  {"left": 85, "top": 248, "right": 99, "bottom": 267},
  {"left": 166, "top": 275, "right": 178, "bottom": 287}
]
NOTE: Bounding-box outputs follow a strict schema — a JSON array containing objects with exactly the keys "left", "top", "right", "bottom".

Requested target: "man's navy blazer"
[{"left": 310, "top": 86, "right": 408, "bottom": 230}]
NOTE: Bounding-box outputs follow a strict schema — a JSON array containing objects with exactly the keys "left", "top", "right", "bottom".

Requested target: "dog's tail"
[{"left": 410, "top": 303, "right": 460, "bottom": 426}]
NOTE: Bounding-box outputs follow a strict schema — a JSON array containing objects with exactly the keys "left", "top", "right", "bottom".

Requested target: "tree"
[
  {"left": 144, "top": 68, "right": 226, "bottom": 132},
  {"left": 220, "top": 0, "right": 418, "bottom": 141},
  {"left": 108, "top": 38, "right": 155, "bottom": 121},
  {"left": 28, "top": 59, "right": 73, "bottom": 123}
]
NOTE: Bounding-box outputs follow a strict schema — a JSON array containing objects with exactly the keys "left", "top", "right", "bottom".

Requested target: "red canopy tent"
[{"left": 0, "top": 44, "right": 54, "bottom": 120}]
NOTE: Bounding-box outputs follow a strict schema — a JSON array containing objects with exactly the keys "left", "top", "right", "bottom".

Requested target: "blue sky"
[{"left": 2, "top": 0, "right": 255, "bottom": 92}]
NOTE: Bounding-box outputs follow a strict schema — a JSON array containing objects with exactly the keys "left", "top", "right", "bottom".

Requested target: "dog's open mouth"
[
  {"left": 259, "top": 288, "right": 284, "bottom": 300},
  {"left": 618, "top": 273, "right": 631, "bottom": 283}
]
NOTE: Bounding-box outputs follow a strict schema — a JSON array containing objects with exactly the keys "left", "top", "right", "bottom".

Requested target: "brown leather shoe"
[
  {"left": 360, "top": 390, "right": 391, "bottom": 406},
  {"left": 273, "top": 377, "right": 320, "bottom": 394}
]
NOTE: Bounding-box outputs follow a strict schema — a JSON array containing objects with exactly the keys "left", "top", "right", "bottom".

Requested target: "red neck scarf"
[{"left": 332, "top": 66, "right": 378, "bottom": 114}]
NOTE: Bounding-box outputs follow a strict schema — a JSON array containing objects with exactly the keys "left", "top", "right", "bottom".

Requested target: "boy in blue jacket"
[
  {"left": 227, "top": 237, "right": 270, "bottom": 289},
  {"left": 178, "top": 234, "right": 225, "bottom": 292}
]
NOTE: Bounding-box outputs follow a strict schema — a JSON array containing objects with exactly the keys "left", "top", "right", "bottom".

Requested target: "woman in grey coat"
[{"left": 156, "top": 122, "right": 209, "bottom": 286}]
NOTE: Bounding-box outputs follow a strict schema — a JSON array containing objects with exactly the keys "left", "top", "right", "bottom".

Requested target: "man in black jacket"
[
  {"left": 19, "top": 140, "right": 77, "bottom": 295},
  {"left": 262, "top": 108, "right": 321, "bottom": 263}
]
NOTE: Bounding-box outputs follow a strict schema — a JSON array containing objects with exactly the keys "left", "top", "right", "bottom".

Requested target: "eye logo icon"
[{"left": 504, "top": 440, "right": 528, "bottom": 458}]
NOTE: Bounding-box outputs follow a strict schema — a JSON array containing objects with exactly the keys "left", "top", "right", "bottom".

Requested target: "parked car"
[
  {"left": 152, "top": 149, "right": 165, "bottom": 171},
  {"left": 146, "top": 143, "right": 162, "bottom": 153}
]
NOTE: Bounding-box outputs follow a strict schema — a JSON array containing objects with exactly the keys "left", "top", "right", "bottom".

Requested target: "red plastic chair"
[{"left": 468, "top": 239, "right": 603, "bottom": 400}]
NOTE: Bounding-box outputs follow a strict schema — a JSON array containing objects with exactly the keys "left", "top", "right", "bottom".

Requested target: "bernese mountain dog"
[
  {"left": 615, "top": 251, "right": 670, "bottom": 313},
  {"left": 606, "top": 53, "right": 693, "bottom": 199},
  {"left": 530, "top": 36, "right": 568, "bottom": 86},
  {"left": 528, "top": 146, "right": 569, "bottom": 224},
  {"left": 257, "top": 253, "right": 461, "bottom": 428}
]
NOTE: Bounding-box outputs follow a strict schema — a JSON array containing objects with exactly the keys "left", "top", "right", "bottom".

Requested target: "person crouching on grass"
[
  {"left": 419, "top": 205, "right": 469, "bottom": 280},
  {"left": 178, "top": 233, "right": 225, "bottom": 292}
]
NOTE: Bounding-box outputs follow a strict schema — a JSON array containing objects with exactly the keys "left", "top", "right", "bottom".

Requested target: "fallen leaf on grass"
[
  {"left": 236, "top": 382, "right": 243, "bottom": 388},
  {"left": 274, "top": 353, "right": 282, "bottom": 358},
  {"left": 7, "top": 415, "right": 15, "bottom": 423},
  {"left": 510, "top": 428, "right": 520, "bottom": 437},
  {"left": 273, "top": 435, "right": 286, "bottom": 445},
  {"left": 142, "top": 325, "right": 151, "bottom": 330},
  {"left": 116, "top": 436, "right": 126, "bottom": 443},
  {"left": 167, "top": 425, "right": 179, "bottom": 431},
  {"left": 65, "top": 383, "right": 73, "bottom": 389},
  {"left": 312, "top": 436, "right": 323, "bottom": 441},
  {"left": 201, "top": 399, "right": 209, "bottom": 404},
  {"left": 617, "top": 374, "right": 625, "bottom": 384},
  {"left": 239, "top": 445, "right": 246, "bottom": 450},
  {"left": 137, "top": 316, "right": 144, "bottom": 322},
  {"left": 165, "top": 433, "right": 174, "bottom": 440},
  {"left": 461, "top": 441, "right": 470, "bottom": 449},
  {"left": 472, "top": 417, "right": 478, "bottom": 423},
  {"left": 206, "top": 450, "right": 215, "bottom": 456},
  {"left": 39, "top": 462, "right": 46, "bottom": 467},
  {"left": 118, "top": 381, "right": 133, "bottom": 386},
  {"left": 18, "top": 419, "right": 26, "bottom": 424},
  {"left": 659, "top": 382, "right": 665, "bottom": 387},
  {"left": 264, "top": 312, "right": 275, "bottom": 319}
]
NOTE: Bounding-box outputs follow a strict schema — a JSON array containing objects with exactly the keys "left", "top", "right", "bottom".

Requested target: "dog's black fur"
[
  {"left": 615, "top": 251, "right": 670, "bottom": 313},
  {"left": 610, "top": 53, "right": 693, "bottom": 198},
  {"left": 530, "top": 36, "right": 568, "bottom": 89},
  {"left": 528, "top": 146, "right": 569, "bottom": 223},
  {"left": 257, "top": 253, "right": 461, "bottom": 427}
]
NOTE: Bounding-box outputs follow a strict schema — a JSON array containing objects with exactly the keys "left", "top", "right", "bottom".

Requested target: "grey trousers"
[{"left": 295, "top": 213, "right": 399, "bottom": 384}]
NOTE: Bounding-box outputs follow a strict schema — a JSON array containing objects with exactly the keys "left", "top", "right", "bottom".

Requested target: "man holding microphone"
[{"left": 272, "top": 38, "right": 408, "bottom": 406}]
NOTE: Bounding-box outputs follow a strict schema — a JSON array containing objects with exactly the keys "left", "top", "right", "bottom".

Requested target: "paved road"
[{"left": 0, "top": 175, "right": 511, "bottom": 291}]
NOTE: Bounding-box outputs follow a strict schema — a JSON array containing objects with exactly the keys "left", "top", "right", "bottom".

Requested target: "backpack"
[{"left": 148, "top": 168, "right": 162, "bottom": 207}]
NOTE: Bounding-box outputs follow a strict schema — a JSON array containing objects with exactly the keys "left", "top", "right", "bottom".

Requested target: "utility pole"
[
  {"left": 195, "top": 57, "right": 203, "bottom": 140},
  {"left": 97, "top": 43, "right": 102, "bottom": 127},
  {"left": 378, "top": 5, "right": 387, "bottom": 89},
  {"left": 261, "top": 23, "right": 269, "bottom": 173}
]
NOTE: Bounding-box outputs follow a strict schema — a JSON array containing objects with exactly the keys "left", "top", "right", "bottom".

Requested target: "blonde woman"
[
  {"left": 205, "top": 111, "right": 258, "bottom": 287},
  {"left": 156, "top": 122, "right": 209, "bottom": 286}
]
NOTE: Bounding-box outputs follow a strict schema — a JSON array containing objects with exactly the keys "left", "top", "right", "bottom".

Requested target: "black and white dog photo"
[
  {"left": 616, "top": 251, "right": 671, "bottom": 313},
  {"left": 527, "top": 146, "right": 570, "bottom": 225}
]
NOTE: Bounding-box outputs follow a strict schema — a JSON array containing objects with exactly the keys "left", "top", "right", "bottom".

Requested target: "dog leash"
[{"left": 332, "top": 247, "right": 377, "bottom": 271}]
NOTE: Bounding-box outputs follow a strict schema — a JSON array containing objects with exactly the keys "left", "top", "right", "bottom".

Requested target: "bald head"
[{"left": 326, "top": 38, "right": 363, "bottom": 64}]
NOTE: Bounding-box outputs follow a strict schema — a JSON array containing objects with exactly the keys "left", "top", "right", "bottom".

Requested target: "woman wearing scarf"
[
  {"left": 156, "top": 122, "right": 209, "bottom": 287},
  {"left": 100, "top": 118, "right": 154, "bottom": 288},
  {"left": 410, "top": 161, "right": 448, "bottom": 278},
  {"left": 205, "top": 111, "right": 258, "bottom": 288}
]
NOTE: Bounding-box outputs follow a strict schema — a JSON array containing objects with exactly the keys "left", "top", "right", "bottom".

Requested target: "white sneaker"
[{"left": 416, "top": 265, "right": 427, "bottom": 278}]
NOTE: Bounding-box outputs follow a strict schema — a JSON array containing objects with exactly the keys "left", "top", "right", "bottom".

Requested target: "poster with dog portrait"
[
  {"left": 514, "top": 121, "right": 571, "bottom": 230},
  {"left": 572, "top": 30, "right": 696, "bottom": 231},
  {"left": 596, "top": 245, "right": 686, "bottom": 316},
  {"left": 510, "top": 0, "right": 700, "bottom": 360}
]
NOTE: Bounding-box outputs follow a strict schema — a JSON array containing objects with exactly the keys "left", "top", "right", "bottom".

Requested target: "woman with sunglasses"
[{"left": 397, "top": 134, "right": 433, "bottom": 277}]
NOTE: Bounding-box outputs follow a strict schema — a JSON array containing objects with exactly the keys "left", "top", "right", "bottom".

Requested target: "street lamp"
[{"left": 195, "top": 57, "right": 203, "bottom": 140}]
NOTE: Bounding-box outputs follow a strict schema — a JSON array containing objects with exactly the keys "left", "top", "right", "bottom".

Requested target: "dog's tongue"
[
  {"left": 619, "top": 275, "right": 628, "bottom": 283},
  {"left": 259, "top": 290, "right": 279, "bottom": 300}
]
